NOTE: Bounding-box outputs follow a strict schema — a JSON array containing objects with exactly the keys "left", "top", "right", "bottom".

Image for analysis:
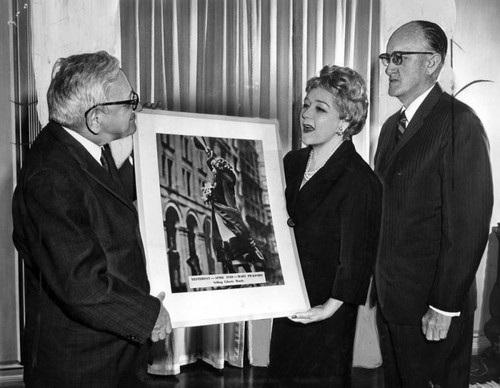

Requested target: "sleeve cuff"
[
  {"left": 429, "top": 305, "right": 460, "bottom": 317},
  {"left": 331, "top": 265, "right": 371, "bottom": 305}
]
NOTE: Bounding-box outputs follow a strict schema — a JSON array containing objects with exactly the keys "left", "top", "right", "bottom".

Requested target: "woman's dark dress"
[{"left": 267, "top": 141, "right": 382, "bottom": 387}]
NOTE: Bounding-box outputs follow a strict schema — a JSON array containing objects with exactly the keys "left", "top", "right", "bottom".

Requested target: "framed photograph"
[{"left": 134, "top": 109, "right": 310, "bottom": 328}]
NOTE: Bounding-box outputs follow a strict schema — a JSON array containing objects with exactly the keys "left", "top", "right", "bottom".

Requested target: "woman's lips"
[{"left": 302, "top": 124, "right": 314, "bottom": 133}]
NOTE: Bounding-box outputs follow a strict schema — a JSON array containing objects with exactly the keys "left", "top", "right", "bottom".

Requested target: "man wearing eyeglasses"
[
  {"left": 374, "top": 21, "right": 493, "bottom": 387},
  {"left": 12, "top": 51, "right": 171, "bottom": 387}
]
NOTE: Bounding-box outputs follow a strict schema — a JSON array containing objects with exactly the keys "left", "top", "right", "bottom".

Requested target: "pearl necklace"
[{"left": 303, "top": 141, "right": 344, "bottom": 181}]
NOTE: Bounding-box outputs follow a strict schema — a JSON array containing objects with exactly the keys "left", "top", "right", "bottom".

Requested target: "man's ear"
[
  {"left": 86, "top": 108, "right": 102, "bottom": 135},
  {"left": 426, "top": 53, "right": 442, "bottom": 76}
]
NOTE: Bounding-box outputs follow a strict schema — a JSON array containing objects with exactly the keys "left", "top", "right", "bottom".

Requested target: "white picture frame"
[{"left": 134, "top": 109, "right": 309, "bottom": 328}]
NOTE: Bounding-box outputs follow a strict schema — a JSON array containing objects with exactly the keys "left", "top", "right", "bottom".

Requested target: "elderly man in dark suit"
[
  {"left": 374, "top": 21, "right": 493, "bottom": 387},
  {"left": 12, "top": 51, "right": 171, "bottom": 388}
]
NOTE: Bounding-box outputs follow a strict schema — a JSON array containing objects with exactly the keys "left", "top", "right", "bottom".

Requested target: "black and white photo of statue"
[
  {"left": 195, "top": 136, "right": 266, "bottom": 274},
  {"left": 157, "top": 132, "right": 284, "bottom": 293}
]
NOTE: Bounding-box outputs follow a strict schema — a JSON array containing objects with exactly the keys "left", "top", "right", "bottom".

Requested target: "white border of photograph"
[{"left": 134, "top": 109, "right": 310, "bottom": 328}]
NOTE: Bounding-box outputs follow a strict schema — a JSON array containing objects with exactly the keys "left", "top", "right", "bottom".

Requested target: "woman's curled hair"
[{"left": 306, "top": 65, "right": 369, "bottom": 138}]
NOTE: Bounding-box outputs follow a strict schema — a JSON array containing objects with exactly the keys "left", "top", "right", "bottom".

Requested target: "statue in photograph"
[{"left": 194, "top": 137, "right": 265, "bottom": 274}]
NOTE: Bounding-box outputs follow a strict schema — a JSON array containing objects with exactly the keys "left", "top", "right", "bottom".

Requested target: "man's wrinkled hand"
[
  {"left": 151, "top": 292, "right": 172, "bottom": 342},
  {"left": 421, "top": 308, "right": 452, "bottom": 341}
]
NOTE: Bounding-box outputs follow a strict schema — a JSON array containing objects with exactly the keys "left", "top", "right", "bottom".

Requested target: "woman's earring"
[{"left": 336, "top": 124, "right": 345, "bottom": 136}]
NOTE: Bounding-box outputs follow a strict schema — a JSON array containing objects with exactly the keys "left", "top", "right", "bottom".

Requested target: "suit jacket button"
[{"left": 287, "top": 218, "right": 295, "bottom": 227}]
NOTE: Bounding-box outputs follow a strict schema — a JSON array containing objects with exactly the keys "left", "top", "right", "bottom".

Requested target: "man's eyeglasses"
[
  {"left": 379, "top": 51, "right": 435, "bottom": 67},
  {"left": 84, "top": 90, "right": 140, "bottom": 119}
]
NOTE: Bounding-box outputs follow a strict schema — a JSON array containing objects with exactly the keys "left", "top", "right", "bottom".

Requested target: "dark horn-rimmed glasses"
[
  {"left": 379, "top": 51, "right": 435, "bottom": 67},
  {"left": 84, "top": 91, "right": 140, "bottom": 132}
]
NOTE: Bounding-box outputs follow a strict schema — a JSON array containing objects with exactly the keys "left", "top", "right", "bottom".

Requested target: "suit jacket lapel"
[
  {"left": 290, "top": 141, "right": 354, "bottom": 223},
  {"left": 375, "top": 112, "right": 399, "bottom": 174},
  {"left": 378, "top": 84, "right": 444, "bottom": 176},
  {"left": 285, "top": 148, "right": 308, "bottom": 221},
  {"left": 48, "top": 123, "right": 136, "bottom": 213}
]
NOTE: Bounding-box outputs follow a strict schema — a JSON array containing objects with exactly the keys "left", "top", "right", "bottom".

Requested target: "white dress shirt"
[{"left": 63, "top": 127, "right": 103, "bottom": 165}]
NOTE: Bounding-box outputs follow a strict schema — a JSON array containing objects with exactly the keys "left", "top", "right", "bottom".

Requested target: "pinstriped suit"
[
  {"left": 374, "top": 84, "right": 493, "bottom": 386},
  {"left": 12, "top": 122, "right": 160, "bottom": 387}
]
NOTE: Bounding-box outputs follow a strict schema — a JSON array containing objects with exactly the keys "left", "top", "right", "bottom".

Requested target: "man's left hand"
[
  {"left": 151, "top": 292, "right": 172, "bottom": 342},
  {"left": 421, "top": 308, "right": 452, "bottom": 341}
]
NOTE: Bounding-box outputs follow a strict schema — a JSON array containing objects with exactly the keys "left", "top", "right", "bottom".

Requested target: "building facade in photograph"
[{"left": 156, "top": 134, "right": 282, "bottom": 293}]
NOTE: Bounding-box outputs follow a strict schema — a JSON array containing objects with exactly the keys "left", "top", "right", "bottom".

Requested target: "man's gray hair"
[{"left": 47, "top": 51, "right": 121, "bottom": 130}]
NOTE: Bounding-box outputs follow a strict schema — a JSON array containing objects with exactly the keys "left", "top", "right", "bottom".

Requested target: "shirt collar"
[
  {"left": 63, "top": 127, "right": 103, "bottom": 164},
  {"left": 401, "top": 83, "right": 436, "bottom": 123}
]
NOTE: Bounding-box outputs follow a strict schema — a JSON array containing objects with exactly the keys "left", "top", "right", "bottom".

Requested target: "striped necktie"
[
  {"left": 396, "top": 110, "right": 407, "bottom": 142},
  {"left": 100, "top": 147, "right": 111, "bottom": 173}
]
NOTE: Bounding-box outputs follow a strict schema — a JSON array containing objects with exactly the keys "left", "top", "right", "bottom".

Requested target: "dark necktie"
[
  {"left": 100, "top": 147, "right": 111, "bottom": 173},
  {"left": 100, "top": 146, "right": 126, "bottom": 192},
  {"left": 396, "top": 110, "right": 407, "bottom": 142}
]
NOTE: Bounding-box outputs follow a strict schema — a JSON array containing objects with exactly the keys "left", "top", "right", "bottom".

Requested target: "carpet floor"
[{"left": 470, "top": 348, "right": 500, "bottom": 386}]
